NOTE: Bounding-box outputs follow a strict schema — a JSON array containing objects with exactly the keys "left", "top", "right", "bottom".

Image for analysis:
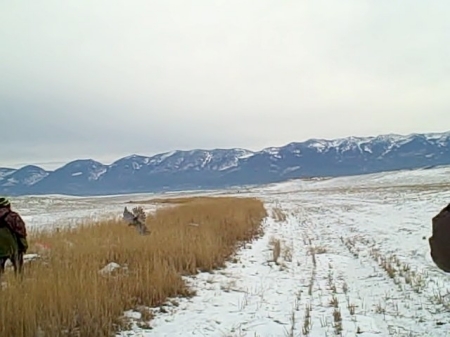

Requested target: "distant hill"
[{"left": 1, "top": 131, "right": 449, "bottom": 196}]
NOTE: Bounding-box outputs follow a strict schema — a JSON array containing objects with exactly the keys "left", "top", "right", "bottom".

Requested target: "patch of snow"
[
  {"left": 218, "top": 161, "right": 238, "bottom": 171},
  {"left": 4, "top": 254, "right": 39, "bottom": 268},
  {"left": 23, "top": 172, "right": 49, "bottom": 186},
  {"left": 282, "top": 166, "right": 301, "bottom": 175},
  {"left": 3, "top": 178, "right": 18, "bottom": 186},
  {"left": 262, "top": 147, "right": 281, "bottom": 156},
  {"left": 99, "top": 262, "right": 122, "bottom": 275},
  {"left": 238, "top": 152, "right": 255, "bottom": 159},
  {"left": 423, "top": 131, "right": 450, "bottom": 141},
  {"left": 308, "top": 141, "right": 328, "bottom": 152},
  {"left": 0, "top": 169, "right": 15, "bottom": 179},
  {"left": 362, "top": 145, "right": 372, "bottom": 153},
  {"left": 89, "top": 167, "right": 107, "bottom": 180},
  {"left": 159, "top": 151, "right": 176, "bottom": 161},
  {"left": 201, "top": 152, "right": 212, "bottom": 168},
  {"left": 218, "top": 151, "right": 255, "bottom": 171},
  {"left": 71, "top": 172, "right": 83, "bottom": 176}
]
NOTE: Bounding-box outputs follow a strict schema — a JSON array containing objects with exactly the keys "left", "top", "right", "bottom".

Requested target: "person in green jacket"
[{"left": 0, "top": 197, "right": 28, "bottom": 276}]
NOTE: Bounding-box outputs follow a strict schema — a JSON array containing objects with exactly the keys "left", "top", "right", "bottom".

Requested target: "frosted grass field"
[{"left": 11, "top": 166, "right": 450, "bottom": 336}]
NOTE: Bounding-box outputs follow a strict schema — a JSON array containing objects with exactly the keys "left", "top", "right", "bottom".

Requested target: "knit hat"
[{"left": 0, "top": 197, "right": 10, "bottom": 207}]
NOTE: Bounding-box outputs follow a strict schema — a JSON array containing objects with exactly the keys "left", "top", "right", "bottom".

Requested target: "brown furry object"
[{"left": 429, "top": 203, "right": 450, "bottom": 272}]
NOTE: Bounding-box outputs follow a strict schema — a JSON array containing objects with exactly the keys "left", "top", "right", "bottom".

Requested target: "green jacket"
[
  {"left": 0, "top": 227, "right": 19, "bottom": 258},
  {"left": 0, "top": 207, "right": 28, "bottom": 257}
]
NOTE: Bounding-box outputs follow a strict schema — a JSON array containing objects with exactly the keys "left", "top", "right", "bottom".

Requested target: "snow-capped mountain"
[
  {"left": 0, "top": 165, "right": 49, "bottom": 194},
  {"left": 1, "top": 131, "right": 449, "bottom": 196},
  {"left": 26, "top": 160, "right": 108, "bottom": 195}
]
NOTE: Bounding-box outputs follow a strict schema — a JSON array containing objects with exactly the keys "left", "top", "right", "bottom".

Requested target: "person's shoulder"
[{"left": 6, "top": 210, "right": 23, "bottom": 220}]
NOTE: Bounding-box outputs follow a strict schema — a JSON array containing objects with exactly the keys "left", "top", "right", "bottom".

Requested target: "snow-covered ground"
[{"left": 10, "top": 166, "right": 450, "bottom": 336}]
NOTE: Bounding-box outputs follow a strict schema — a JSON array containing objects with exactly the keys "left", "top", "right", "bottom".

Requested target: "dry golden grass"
[
  {"left": 127, "top": 196, "right": 231, "bottom": 205},
  {"left": 271, "top": 207, "right": 287, "bottom": 222},
  {"left": 269, "top": 237, "right": 282, "bottom": 264},
  {"left": 0, "top": 196, "right": 267, "bottom": 337}
]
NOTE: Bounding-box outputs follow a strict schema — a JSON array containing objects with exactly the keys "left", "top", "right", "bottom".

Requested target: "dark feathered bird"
[{"left": 122, "top": 206, "right": 150, "bottom": 235}]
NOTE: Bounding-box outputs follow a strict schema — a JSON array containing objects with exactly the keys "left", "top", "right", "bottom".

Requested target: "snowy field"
[{"left": 10, "top": 166, "right": 450, "bottom": 336}]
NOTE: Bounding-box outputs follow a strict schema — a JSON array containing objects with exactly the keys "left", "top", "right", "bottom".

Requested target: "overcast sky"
[{"left": 1, "top": 1, "right": 449, "bottom": 169}]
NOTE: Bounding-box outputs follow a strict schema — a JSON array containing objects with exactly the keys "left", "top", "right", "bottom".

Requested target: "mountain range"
[{"left": 1, "top": 131, "right": 449, "bottom": 196}]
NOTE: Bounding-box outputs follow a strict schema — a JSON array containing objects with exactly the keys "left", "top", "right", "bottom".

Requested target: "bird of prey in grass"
[{"left": 122, "top": 206, "right": 150, "bottom": 235}]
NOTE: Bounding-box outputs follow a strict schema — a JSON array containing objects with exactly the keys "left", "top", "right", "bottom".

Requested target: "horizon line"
[{"left": 2, "top": 129, "right": 449, "bottom": 171}]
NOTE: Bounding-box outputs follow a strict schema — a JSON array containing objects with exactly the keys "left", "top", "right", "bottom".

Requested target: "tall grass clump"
[{"left": 0, "top": 196, "right": 267, "bottom": 337}]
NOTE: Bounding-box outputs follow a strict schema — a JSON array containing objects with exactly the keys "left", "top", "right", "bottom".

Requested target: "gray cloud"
[{"left": 1, "top": 1, "right": 449, "bottom": 169}]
